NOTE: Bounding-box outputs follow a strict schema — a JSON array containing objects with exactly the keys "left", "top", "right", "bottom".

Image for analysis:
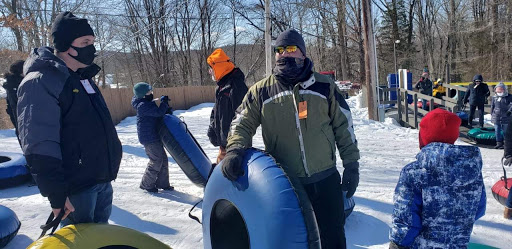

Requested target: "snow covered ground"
[
  {"left": 0, "top": 78, "right": 6, "bottom": 98},
  {"left": 1, "top": 96, "right": 511, "bottom": 249}
]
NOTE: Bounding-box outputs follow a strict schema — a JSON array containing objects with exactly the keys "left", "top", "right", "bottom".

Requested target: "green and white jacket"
[{"left": 227, "top": 72, "right": 360, "bottom": 182}]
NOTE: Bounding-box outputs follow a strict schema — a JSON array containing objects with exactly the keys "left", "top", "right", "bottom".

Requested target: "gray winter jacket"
[{"left": 491, "top": 83, "right": 512, "bottom": 125}]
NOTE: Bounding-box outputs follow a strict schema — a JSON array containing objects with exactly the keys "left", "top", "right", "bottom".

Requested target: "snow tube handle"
[
  {"left": 39, "top": 209, "right": 65, "bottom": 239},
  {"left": 501, "top": 158, "right": 509, "bottom": 190}
]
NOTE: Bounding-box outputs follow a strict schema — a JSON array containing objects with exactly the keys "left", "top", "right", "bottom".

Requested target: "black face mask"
[
  {"left": 273, "top": 57, "right": 313, "bottom": 86},
  {"left": 70, "top": 44, "right": 96, "bottom": 65},
  {"left": 144, "top": 94, "right": 154, "bottom": 101}
]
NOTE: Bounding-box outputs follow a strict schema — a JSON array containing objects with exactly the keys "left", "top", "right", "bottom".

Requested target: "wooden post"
[
  {"left": 397, "top": 89, "right": 402, "bottom": 125},
  {"left": 404, "top": 90, "right": 409, "bottom": 125},
  {"left": 413, "top": 93, "right": 418, "bottom": 128},
  {"left": 362, "top": 0, "right": 378, "bottom": 121}
]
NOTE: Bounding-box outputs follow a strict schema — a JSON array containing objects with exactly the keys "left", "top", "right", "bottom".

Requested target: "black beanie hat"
[
  {"left": 51, "top": 11, "right": 95, "bottom": 52},
  {"left": 275, "top": 29, "right": 306, "bottom": 56}
]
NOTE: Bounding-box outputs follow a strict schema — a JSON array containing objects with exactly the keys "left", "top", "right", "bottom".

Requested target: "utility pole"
[
  {"left": 362, "top": 0, "right": 378, "bottom": 121},
  {"left": 265, "top": 0, "right": 272, "bottom": 77}
]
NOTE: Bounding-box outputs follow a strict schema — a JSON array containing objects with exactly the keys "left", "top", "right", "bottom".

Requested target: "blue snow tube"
[
  {"left": 0, "top": 205, "right": 20, "bottom": 248},
  {"left": 0, "top": 152, "right": 30, "bottom": 189},
  {"left": 158, "top": 114, "right": 212, "bottom": 188},
  {"left": 203, "top": 148, "right": 321, "bottom": 249}
]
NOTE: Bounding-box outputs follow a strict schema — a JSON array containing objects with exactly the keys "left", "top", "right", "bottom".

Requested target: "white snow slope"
[{"left": 1, "top": 95, "right": 511, "bottom": 249}]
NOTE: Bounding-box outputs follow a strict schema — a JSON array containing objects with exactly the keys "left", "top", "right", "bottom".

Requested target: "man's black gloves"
[
  {"left": 342, "top": 162, "right": 359, "bottom": 198},
  {"left": 165, "top": 107, "right": 173, "bottom": 114},
  {"left": 160, "top": 95, "right": 169, "bottom": 103},
  {"left": 221, "top": 147, "right": 245, "bottom": 181},
  {"left": 504, "top": 156, "right": 512, "bottom": 166}
]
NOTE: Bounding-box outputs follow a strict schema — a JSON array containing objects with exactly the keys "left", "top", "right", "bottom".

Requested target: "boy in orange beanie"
[
  {"left": 390, "top": 108, "right": 486, "bottom": 248},
  {"left": 206, "top": 48, "right": 248, "bottom": 163}
]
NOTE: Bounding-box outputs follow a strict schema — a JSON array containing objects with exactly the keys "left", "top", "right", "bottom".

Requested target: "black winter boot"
[{"left": 495, "top": 142, "right": 504, "bottom": 149}]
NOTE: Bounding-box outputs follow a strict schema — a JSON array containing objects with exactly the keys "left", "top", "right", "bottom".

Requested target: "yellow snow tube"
[{"left": 27, "top": 223, "right": 171, "bottom": 249}]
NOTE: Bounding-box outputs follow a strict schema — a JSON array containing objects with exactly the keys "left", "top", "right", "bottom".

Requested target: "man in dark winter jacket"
[
  {"left": 206, "top": 48, "right": 248, "bottom": 163},
  {"left": 390, "top": 109, "right": 486, "bottom": 248},
  {"left": 223, "top": 29, "right": 359, "bottom": 249},
  {"left": 463, "top": 74, "right": 490, "bottom": 128},
  {"left": 501, "top": 108, "right": 512, "bottom": 219},
  {"left": 17, "top": 11, "right": 122, "bottom": 226},
  {"left": 132, "top": 82, "right": 173, "bottom": 193},
  {"left": 414, "top": 72, "right": 433, "bottom": 110},
  {"left": 3, "top": 60, "right": 24, "bottom": 145},
  {"left": 490, "top": 82, "right": 512, "bottom": 149}
]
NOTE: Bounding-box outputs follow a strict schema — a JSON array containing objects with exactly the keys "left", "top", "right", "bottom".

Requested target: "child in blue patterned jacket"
[{"left": 389, "top": 108, "right": 486, "bottom": 249}]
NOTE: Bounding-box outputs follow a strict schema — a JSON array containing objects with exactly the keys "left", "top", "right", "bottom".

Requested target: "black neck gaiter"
[{"left": 273, "top": 57, "right": 313, "bottom": 86}]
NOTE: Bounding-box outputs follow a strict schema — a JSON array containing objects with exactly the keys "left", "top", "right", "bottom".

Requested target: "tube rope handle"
[{"left": 38, "top": 208, "right": 65, "bottom": 239}]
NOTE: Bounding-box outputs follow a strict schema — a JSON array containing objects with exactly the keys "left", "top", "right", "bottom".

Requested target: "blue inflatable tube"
[
  {"left": 158, "top": 114, "right": 212, "bottom": 187},
  {"left": 203, "top": 148, "right": 321, "bottom": 249},
  {"left": 0, "top": 205, "right": 20, "bottom": 248},
  {"left": 0, "top": 152, "right": 30, "bottom": 189}
]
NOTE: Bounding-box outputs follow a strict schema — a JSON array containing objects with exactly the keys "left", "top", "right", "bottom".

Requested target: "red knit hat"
[{"left": 419, "top": 108, "right": 461, "bottom": 149}]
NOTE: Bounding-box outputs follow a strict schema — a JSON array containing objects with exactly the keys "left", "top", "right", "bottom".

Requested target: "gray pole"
[{"left": 265, "top": 0, "right": 272, "bottom": 77}]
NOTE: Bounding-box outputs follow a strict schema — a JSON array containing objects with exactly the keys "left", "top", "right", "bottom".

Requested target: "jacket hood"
[
  {"left": 24, "top": 47, "right": 69, "bottom": 78},
  {"left": 207, "top": 48, "right": 235, "bottom": 81},
  {"left": 494, "top": 82, "right": 508, "bottom": 96},
  {"left": 473, "top": 74, "right": 483, "bottom": 82},
  {"left": 416, "top": 143, "right": 482, "bottom": 186}
]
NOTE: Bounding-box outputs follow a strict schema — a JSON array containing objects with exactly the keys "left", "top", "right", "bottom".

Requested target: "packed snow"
[
  {"left": 0, "top": 78, "right": 6, "bottom": 98},
  {"left": 1, "top": 95, "right": 511, "bottom": 249}
]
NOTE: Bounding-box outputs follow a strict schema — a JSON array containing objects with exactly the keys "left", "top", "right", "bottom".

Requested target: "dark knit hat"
[
  {"left": 133, "top": 82, "right": 152, "bottom": 98},
  {"left": 51, "top": 11, "right": 95, "bottom": 52},
  {"left": 419, "top": 108, "right": 461, "bottom": 149},
  {"left": 275, "top": 29, "right": 306, "bottom": 56}
]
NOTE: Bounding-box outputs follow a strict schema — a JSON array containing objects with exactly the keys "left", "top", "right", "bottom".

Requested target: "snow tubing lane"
[
  {"left": 203, "top": 148, "right": 322, "bottom": 249},
  {"left": 0, "top": 205, "right": 20, "bottom": 248},
  {"left": 491, "top": 177, "right": 511, "bottom": 207},
  {"left": 27, "top": 223, "right": 170, "bottom": 249},
  {"left": 467, "top": 127, "right": 499, "bottom": 145},
  {"left": 158, "top": 114, "right": 212, "bottom": 188},
  {"left": 0, "top": 152, "right": 30, "bottom": 189}
]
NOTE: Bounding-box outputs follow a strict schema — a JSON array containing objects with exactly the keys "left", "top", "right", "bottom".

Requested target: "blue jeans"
[
  {"left": 61, "top": 182, "right": 113, "bottom": 226},
  {"left": 495, "top": 124, "right": 508, "bottom": 142},
  {"left": 507, "top": 186, "right": 512, "bottom": 208}
]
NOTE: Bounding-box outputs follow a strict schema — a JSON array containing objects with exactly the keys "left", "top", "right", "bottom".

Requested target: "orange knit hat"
[{"left": 207, "top": 48, "right": 235, "bottom": 81}]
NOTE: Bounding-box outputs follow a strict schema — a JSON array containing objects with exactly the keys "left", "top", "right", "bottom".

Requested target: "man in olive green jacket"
[{"left": 221, "top": 29, "right": 360, "bottom": 249}]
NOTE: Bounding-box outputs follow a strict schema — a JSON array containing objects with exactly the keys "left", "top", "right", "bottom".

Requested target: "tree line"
[{"left": 1, "top": 0, "right": 512, "bottom": 87}]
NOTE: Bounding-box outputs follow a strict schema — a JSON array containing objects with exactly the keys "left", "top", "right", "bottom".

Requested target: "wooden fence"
[
  {"left": 381, "top": 83, "right": 494, "bottom": 129},
  {"left": 0, "top": 86, "right": 216, "bottom": 129}
]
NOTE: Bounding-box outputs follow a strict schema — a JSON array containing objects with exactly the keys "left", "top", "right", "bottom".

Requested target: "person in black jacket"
[
  {"left": 3, "top": 60, "right": 24, "bottom": 145},
  {"left": 414, "top": 72, "right": 433, "bottom": 110},
  {"left": 463, "top": 74, "right": 490, "bottom": 128},
  {"left": 17, "top": 12, "right": 122, "bottom": 226},
  {"left": 503, "top": 109, "right": 512, "bottom": 219},
  {"left": 206, "top": 48, "right": 248, "bottom": 163}
]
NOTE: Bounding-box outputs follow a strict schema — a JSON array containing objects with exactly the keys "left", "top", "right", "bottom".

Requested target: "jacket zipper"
[{"left": 292, "top": 85, "right": 310, "bottom": 177}]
